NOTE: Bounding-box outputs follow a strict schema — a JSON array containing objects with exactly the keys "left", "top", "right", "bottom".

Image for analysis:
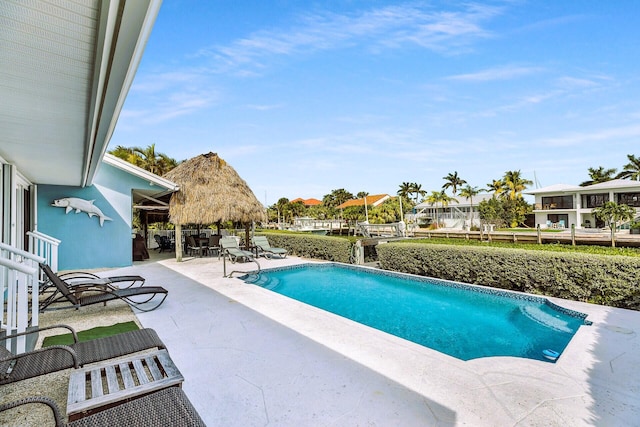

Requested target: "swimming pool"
[{"left": 242, "top": 263, "right": 590, "bottom": 362}]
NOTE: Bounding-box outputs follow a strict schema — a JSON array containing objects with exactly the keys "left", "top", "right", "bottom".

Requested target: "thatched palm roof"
[{"left": 164, "top": 152, "right": 266, "bottom": 225}]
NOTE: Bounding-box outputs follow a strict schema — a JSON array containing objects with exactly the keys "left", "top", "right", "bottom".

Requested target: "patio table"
[{"left": 67, "top": 349, "right": 183, "bottom": 421}]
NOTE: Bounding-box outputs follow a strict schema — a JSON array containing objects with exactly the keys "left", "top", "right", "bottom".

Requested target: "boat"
[{"left": 289, "top": 217, "right": 330, "bottom": 235}]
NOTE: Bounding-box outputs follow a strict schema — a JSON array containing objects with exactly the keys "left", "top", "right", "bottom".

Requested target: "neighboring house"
[
  {"left": 291, "top": 197, "right": 322, "bottom": 207},
  {"left": 413, "top": 194, "right": 493, "bottom": 229},
  {"left": 525, "top": 179, "right": 640, "bottom": 229},
  {"left": 337, "top": 194, "right": 392, "bottom": 209}
]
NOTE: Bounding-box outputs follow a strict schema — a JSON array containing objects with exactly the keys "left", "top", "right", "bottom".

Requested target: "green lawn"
[{"left": 42, "top": 321, "right": 139, "bottom": 347}]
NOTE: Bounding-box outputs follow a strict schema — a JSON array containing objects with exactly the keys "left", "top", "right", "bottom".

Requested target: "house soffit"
[{"left": 0, "top": 0, "right": 161, "bottom": 187}]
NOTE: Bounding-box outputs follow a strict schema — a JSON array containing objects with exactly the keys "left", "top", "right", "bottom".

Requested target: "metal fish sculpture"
[{"left": 51, "top": 197, "right": 113, "bottom": 227}]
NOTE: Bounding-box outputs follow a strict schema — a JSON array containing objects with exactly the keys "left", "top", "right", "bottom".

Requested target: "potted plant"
[{"left": 630, "top": 220, "right": 640, "bottom": 235}]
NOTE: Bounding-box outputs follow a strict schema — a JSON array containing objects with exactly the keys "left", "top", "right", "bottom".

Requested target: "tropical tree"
[
  {"left": 593, "top": 201, "right": 637, "bottom": 247},
  {"left": 486, "top": 179, "right": 505, "bottom": 198},
  {"left": 502, "top": 170, "right": 533, "bottom": 200},
  {"left": 397, "top": 182, "right": 413, "bottom": 199},
  {"left": 108, "top": 143, "right": 178, "bottom": 175},
  {"left": 356, "top": 191, "right": 369, "bottom": 199},
  {"left": 322, "top": 188, "right": 354, "bottom": 208},
  {"left": 410, "top": 183, "right": 426, "bottom": 204},
  {"left": 478, "top": 197, "right": 531, "bottom": 228},
  {"left": 616, "top": 154, "right": 640, "bottom": 181},
  {"left": 369, "top": 199, "right": 400, "bottom": 224},
  {"left": 459, "top": 184, "right": 480, "bottom": 228},
  {"left": 274, "top": 197, "right": 290, "bottom": 226},
  {"left": 580, "top": 166, "right": 617, "bottom": 186},
  {"left": 288, "top": 200, "right": 306, "bottom": 221},
  {"left": 109, "top": 145, "right": 140, "bottom": 164},
  {"left": 426, "top": 190, "right": 457, "bottom": 228},
  {"left": 442, "top": 171, "right": 467, "bottom": 195}
]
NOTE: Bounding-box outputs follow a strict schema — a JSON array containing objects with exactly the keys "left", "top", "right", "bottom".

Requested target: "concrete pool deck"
[{"left": 109, "top": 253, "right": 640, "bottom": 426}]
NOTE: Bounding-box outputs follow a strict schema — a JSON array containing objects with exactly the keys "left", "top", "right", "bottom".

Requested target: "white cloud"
[
  {"left": 446, "top": 65, "right": 544, "bottom": 82},
  {"left": 539, "top": 124, "right": 640, "bottom": 148},
  {"left": 198, "top": 3, "right": 503, "bottom": 74}
]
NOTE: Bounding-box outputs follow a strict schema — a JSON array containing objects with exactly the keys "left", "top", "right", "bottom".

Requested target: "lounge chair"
[
  {"left": 0, "top": 387, "right": 206, "bottom": 426},
  {"left": 1, "top": 324, "right": 165, "bottom": 385},
  {"left": 39, "top": 263, "right": 168, "bottom": 312},
  {"left": 56, "top": 271, "right": 145, "bottom": 288},
  {"left": 220, "top": 236, "right": 255, "bottom": 263},
  {"left": 252, "top": 236, "right": 288, "bottom": 259}
]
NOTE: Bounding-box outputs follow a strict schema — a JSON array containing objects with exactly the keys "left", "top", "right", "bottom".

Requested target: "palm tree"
[
  {"left": 502, "top": 170, "right": 533, "bottom": 200},
  {"left": 616, "top": 154, "right": 640, "bottom": 181},
  {"left": 109, "top": 145, "right": 138, "bottom": 163},
  {"left": 108, "top": 143, "right": 178, "bottom": 175},
  {"left": 426, "top": 190, "right": 457, "bottom": 228},
  {"left": 397, "top": 182, "right": 413, "bottom": 199},
  {"left": 459, "top": 185, "right": 480, "bottom": 227},
  {"left": 580, "top": 166, "right": 617, "bottom": 186},
  {"left": 593, "top": 201, "right": 636, "bottom": 247},
  {"left": 442, "top": 171, "right": 467, "bottom": 195},
  {"left": 322, "top": 188, "right": 354, "bottom": 208},
  {"left": 486, "top": 179, "right": 505, "bottom": 198},
  {"left": 130, "top": 144, "right": 164, "bottom": 175},
  {"left": 411, "top": 183, "right": 426, "bottom": 204}
]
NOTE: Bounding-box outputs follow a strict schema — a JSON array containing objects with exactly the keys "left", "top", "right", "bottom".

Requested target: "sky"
[{"left": 109, "top": 0, "right": 640, "bottom": 205}]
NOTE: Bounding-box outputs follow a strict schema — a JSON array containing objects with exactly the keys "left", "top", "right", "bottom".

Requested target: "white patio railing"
[
  {"left": 27, "top": 230, "right": 61, "bottom": 273},
  {"left": 0, "top": 243, "right": 44, "bottom": 354}
]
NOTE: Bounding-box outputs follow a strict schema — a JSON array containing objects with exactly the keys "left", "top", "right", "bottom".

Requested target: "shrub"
[
  {"left": 377, "top": 242, "right": 640, "bottom": 310},
  {"left": 257, "top": 233, "right": 353, "bottom": 263}
]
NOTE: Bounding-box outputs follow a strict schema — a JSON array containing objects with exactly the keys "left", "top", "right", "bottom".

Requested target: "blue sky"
[{"left": 110, "top": 0, "right": 640, "bottom": 205}]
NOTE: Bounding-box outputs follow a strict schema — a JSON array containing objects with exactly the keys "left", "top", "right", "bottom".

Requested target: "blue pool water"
[{"left": 242, "top": 263, "right": 590, "bottom": 362}]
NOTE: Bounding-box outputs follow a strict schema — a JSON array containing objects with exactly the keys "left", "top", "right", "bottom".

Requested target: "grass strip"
[{"left": 42, "top": 321, "right": 139, "bottom": 347}]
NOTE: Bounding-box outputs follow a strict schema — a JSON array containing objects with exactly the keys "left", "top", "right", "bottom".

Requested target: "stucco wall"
[{"left": 37, "top": 162, "right": 163, "bottom": 270}]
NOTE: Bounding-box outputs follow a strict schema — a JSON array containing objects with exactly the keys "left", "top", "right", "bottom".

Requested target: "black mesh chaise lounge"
[
  {"left": 55, "top": 270, "right": 145, "bottom": 288},
  {"left": 0, "top": 324, "right": 165, "bottom": 386},
  {"left": 252, "top": 236, "right": 288, "bottom": 259},
  {"left": 39, "top": 263, "right": 168, "bottom": 312},
  {"left": 0, "top": 387, "right": 206, "bottom": 426},
  {"left": 39, "top": 269, "right": 145, "bottom": 295}
]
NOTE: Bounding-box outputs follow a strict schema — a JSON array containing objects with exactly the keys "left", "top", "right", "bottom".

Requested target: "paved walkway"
[{"left": 105, "top": 253, "right": 640, "bottom": 426}]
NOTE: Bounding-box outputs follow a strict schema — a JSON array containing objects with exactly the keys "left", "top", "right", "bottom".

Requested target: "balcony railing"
[{"left": 0, "top": 242, "right": 45, "bottom": 353}]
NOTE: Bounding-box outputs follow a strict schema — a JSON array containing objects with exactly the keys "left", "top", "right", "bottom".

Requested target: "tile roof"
[
  {"left": 337, "top": 194, "right": 391, "bottom": 209},
  {"left": 291, "top": 198, "right": 323, "bottom": 206}
]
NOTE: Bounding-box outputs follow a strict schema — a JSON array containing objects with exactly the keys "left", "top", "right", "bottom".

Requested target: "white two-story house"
[{"left": 526, "top": 179, "right": 640, "bottom": 229}]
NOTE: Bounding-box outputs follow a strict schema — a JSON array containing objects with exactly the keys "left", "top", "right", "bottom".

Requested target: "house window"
[
  {"left": 547, "top": 214, "right": 569, "bottom": 228},
  {"left": 541, "top": 195, "right": 573, "bottom": 209},
  {"left": 617, "top": 192, "right": 640, "bottom": 207},
  {"left": 584, "top": 193, "right": 609, "bottom": 208}
]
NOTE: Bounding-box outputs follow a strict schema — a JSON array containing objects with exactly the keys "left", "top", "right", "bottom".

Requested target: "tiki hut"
[{"left": 163, "top": 152, "right": 266, "bottom": 261}]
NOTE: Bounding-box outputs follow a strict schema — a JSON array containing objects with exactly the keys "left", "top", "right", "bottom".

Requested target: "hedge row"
[
  {"left": 376, "top": 242, "right": 640, "bottom": 310},
  {"left": 258, "top": 233, "right": 352, "bottom": 263}
]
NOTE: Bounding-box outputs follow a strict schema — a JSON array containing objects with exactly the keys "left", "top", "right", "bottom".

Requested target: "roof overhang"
[
  {"left": 0, "top": 0, "right": 162, "bottom": 187},
  {"left": 102, "top": 153, "right": 178, "bottom": 211}
]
